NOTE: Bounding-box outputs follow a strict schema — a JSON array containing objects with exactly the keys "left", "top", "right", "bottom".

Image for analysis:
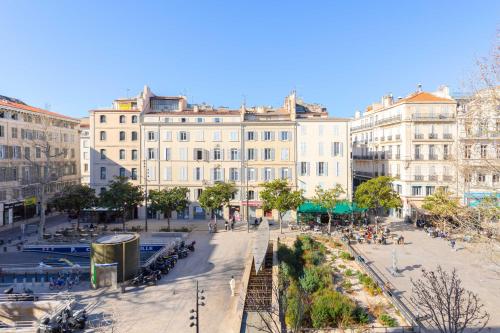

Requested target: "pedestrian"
[
  {"left": 229, "top": 275, "right": 235, "bottom": 296},
  {"left": 225, "top": 220, "right": 229, "bottom": 231},
  {"left": 450, "top": 239, "right": 456, "bottom": 251},
  {"left": 254, "top": 218, "right": 258, "bottom": 226},
  {"left": 208, "top": 222, "right": 212, "bottom": 234}
]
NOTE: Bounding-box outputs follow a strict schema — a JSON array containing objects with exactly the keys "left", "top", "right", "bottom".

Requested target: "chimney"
[{"left": 417, "top": 84, "right": 423, "bottom": 92}]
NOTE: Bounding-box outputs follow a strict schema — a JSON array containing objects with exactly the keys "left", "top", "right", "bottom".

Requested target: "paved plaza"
[{"left": 353, "top": 221, "right": 500, "bottom": 331}]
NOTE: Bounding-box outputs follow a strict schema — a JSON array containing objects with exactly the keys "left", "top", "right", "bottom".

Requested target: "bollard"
[{"left": 41, "top": 277, "right": 45, "bottom": 287}]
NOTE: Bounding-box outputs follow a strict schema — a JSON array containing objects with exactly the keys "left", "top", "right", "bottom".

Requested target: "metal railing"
[
  {"left": 414, "top": 134, "right": 423, "bottom": 139},
  {"left": 428, "top": 175, "right": 438, "bottom": 181},
  {"left": 414, "top": 175, "right": 424, "bottom": 181},
  {"left": 428, "top": 155, "right": 438, "bottom": 160},
  {"left": 428, "top": 133, "right": 438, "bottom": 139},
  {"left": 443, "top": 133, "right": 453, "bottom": 139},
  {"left": 412, "top": 113, "right": 455, "bottom": 121}
]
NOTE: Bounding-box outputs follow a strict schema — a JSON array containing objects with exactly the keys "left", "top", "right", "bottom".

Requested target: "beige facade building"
[
  {"left": 0, "top": 96, "right": 80, "bottom": 226},
  {"left": 80, "top": 117, "right": 90, "bottom": 185},
  {"left": 89, "top": 86, "right": 350, "bottom": 222},
  {"left": 351, "top": 85, "right": 458, "bottom": 220}
]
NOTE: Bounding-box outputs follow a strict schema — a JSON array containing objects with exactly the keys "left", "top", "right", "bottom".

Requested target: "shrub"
[
  {"left": 338, "top": 264, "right": 346, "bottom": 269},
  {"left": 357, "top": 272, "right": 382, "bottom": 296},
  {"left": 344, "top": 269, "right": 354, "bottom": 277},
  {"left": 299, "top": 266, "right": 331, "bottom": 294},
  {"left": 310, "top": 289, "right": 356, "bottom": 328},
  {"left": 339, "top": 251, "right": 354, "bottom": 261},
  {"left": 304, "top": 249, "right": 325, "bottom": 266},
  {"left": 278, "top": 244, "right": 302, "bottom": 280},
  {"left": 285, "top": 283, "right": 306, "bottom": 330},
  {"left": 353, "top": 307, "right": 370, "bottom": 325},
  {"left": 379, "top": 313, "right": 398, "bottom": 327},
  {"left": 341, "top": 280, "right": 353, "bottom": 292}
]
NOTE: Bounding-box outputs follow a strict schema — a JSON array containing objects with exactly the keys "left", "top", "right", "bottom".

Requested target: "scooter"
[{"left": 187, "top": 241, "right": 196, "bottom": 252}]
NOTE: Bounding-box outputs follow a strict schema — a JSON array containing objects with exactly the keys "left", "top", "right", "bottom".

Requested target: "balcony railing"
[
  {"left": 414, "top": 134, "right": 424, "bottom": 139},
  {"left": 395, "top": 134, "right": 401, "bottom": 140},
  {"left": 443, "top": 133, "right": 453, "bottom": 139},
  {"left": 429, "top": 154, "right": 438, "bottom": 160},
  {"left": 387, "top": 135, "right": 392, "bottom": 141},
  {"left": 428, "top": 175, "right": 438, "bottom": 181},
  {"left": 412, "top": 113, "right": 456, "bottom": 121},
  {"left": 415, "top": 155, "right": 424, "bottom": 160},
  {"left": 386, "top": 153, "right": 392, "bottom": 159},
  {"left": 414, "top": 175, "right": 424, "bottom": 181},
  {"left": 428, "top": 133, "right": 438, "bottom": 139},
  {"left": 375, "top": 114, "right": 402, "bottom": 126},
  {"left": 395, "top": 154, "right": 401, "bottom": 159},
  {"left": 380, "top": 137, "right": 385, "bottom": 141},
  {"left": 443, "top": 175, "right": 453, "bottom": 182}
]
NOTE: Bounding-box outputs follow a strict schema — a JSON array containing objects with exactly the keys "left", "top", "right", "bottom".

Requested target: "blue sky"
[{"left": 0, "top": 0, "right": 498, "bottom": 118}]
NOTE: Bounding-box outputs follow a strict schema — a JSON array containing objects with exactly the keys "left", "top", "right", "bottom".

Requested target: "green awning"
[{"left": 298, "top": 201, "right": 367, "bottom": 214}]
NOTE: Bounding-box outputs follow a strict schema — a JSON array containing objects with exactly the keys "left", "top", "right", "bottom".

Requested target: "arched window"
[
  {"left": 247, "top": 190, "right": 255, "bottom": 200},
  {"left": 131, "top": 131, "right": 138, "bottom": 141},
  {"left": 100, "top": 115, "right": 106, "bottom": 123},
  {"left": 119, "top": 131, "right": 126, "bottom": 141},
  {"left": 119, "top": 115, "right": 126, "bottom": 123},
  {"left": 132, "top": 115, "right": 138, "bottom": 123}
]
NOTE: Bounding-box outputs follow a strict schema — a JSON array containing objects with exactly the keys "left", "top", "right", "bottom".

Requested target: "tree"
[
  {"left": 411, "top": 266, "right": 489, "bottom": 333},
  {"left": 148, "top": 187, "right": 189, "bottom": 231},
  {"left": 51, "top": 184, "right": 97, "bottom": 229},
  {"left": 354, "top": 176, "right": 401, "bottom": 226},
  {"left": 99, "top": 176, "right": 143, "bottom": 231},
  {"left": 198, "top": 182, "right": 236, "bottom": 224},
  {"left": 312, "top": 184, "right": 345, "bottom": 234},
  {"left": 259, "top": 179, "right": 304, "bottom": 234},
  {"left": 422, "top": 188, "right": 461, "bottom": 231}
]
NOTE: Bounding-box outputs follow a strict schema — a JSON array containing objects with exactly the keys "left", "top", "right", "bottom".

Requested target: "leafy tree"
[
  {"left": 198, "top": 182, "right": 236, "bottom": 224},
  {"left": 354, "top": 176, "right": 401, "bottom": 226},
  {"left": 51, "top": 184, "right": 97, "bottom": 229},
  {"left": 148, "top": 187, "right": 189, "bottom": 231},
  {"left": 422, "top": 187, "right": 461, "bottom": 230},
  {"left": 411, "top": 266, "right": 489, "bottom": 333},
  {"left": 99, "top": 176, "right": 143, "bottom": 231},
  {"left": 312, "top": 184, "right": 345, "bottom": 234},
  {"left": 259, "top": 179, "right": 304, "bottom": 233}
]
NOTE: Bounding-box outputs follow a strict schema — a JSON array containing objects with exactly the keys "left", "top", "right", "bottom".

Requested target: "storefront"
[
  {"left": 242, "top": 201, "right": 261, "bottom": 220},
  {"left": 193, "top": 206, "right": 205, "bottom": 220}
]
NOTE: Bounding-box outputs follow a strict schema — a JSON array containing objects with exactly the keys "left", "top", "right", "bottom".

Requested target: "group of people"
[{"left": 208, "top": 215, "right": 238, "bottom": 233}]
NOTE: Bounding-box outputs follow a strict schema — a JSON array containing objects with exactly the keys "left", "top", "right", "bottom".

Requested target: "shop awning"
[{"left": 298, "top": 201, "right": 367, "bottom": 214}]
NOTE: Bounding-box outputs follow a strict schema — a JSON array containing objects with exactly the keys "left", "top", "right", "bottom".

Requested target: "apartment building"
[
  {"left": 80, "top": 117, "right": 90, "bottom": 185},
  {"left": 89, "top": 86, "right": 350, "bottom": 221},
  {"left": 456, "top": 87, "right": 500, "bottom": 206},
  {"left": 0, "top": 95, "right": 80, "bottom": 226},
  {"left": 351, "top": 85, "right": 458, "bottom": 220}
]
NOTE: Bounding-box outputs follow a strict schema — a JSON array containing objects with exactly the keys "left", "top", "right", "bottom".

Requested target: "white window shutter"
[
  {"left": 288, "top": 131, "right": 292, "bottom": 141},
  {"left": 221, "top": 149, "right": 225, "bottom": 161},
  {"left": 221, "top": 168, "right": 225, "bottom": 181},
  {"left": 339, "top": 143, "right": 343, "bottom": 157},
  {"left": 271, "top": 168, "right": 275, "bottom": 180},
  {"left": 177, "top": 132, "right": 181, "bottom": 141},
  {"left": 210, "top": 168, "right": 214, "bottom": 181},
  {"left": 316, "top": 162, "right": 320, "bottom": 176},
  {"left": 271, "top": 149, "right": 275, "bottom": 161},
  {"left": 325, "top": 162, "right": 329, "bottom": 176},
  {"left": 288, "top": 168, "right": 292, "bottom": 179},
  {"left": 254, "top": 148, "right": 258, "bottom": 161}
]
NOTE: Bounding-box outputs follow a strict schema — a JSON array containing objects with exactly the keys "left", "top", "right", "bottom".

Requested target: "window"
[
  {"left": 229, "top": 168, "right": 240, "bottom": 181},
  {"left": 132, "top": 115, "right": 138, "bottom": 123},
  {"left": 100, "top": 167, "right": 106, "bottom": 180},
  {"left": 213, "top": 117, "right": 221, "bottom": 123},
  {"left": 229, "top": 131, "right": 239, "bottom": 141},
  {"left": 84, "top": 164, "right": 88, "bottom": 172},
  {"left": 163, "top": 167, "right": 172, "bottom": 181},
  {"left": 100, "top": 131, "right": 106, "bottom": 140},
  {"left": 36, "top": 147, "right": 41, "bottom": 158},
  {"left": 11, "top": 128, "right": 17, "bottom": 138},
  {"left": 477, "top": 173, "right": 486, "bottom": 182},
  {"left": 100, "top": 115, "right": 106, "bottom": 123},
  {"left": 497, "top": 145, "right": 500, "bottom": 159},
  {"left": 196, "top": 188, "right": 203, "bottom": 199},
  {"left": 100, "top": 149, "right": 106, "bottom": 160},
  {"left": 263, "top": 131, "right": 273, "bottom": 141},
  {"left": 301, "top": 126, "right": 307, "bottom": 135},
  {"left": 213, "top": 167, "right": 223, "bottom": 181},
  {"left": 247, "top": 190, "right": 255, "bottom": 200},
  {"left": 480, "top": 145, "right": 487, "bottom": 158},
  {"left": 132, "top": 149, "right": 138, "bottom": 160},
  {"left": 493, "top": 174, "right": 499, "bottom": 183},
  {"left": 196, "top": 117, "right": 204, "bottom": 123},
  {"left": 280, "top": 167, "right": 290, "bottom": 179},
  {"left": 0, "top": 126, "right": 3, "bottom": 137},
  {"left": 179, "top": 167, "right": 188, "bottom": 181},
  {"left": 119, "top": 115, "right": 126, "bottom": 123},
  {"left": 181, "top": 117, "right": 187, "bottom": 123},
  {"left": 246, "top": 131, "right": 256, "bottom": 141},
  {"left": 179, "top": 131, "right": 188, "bottom": 141},
  {"left": 148, "top": 148, "right": 156, "bottom": 160},
  {"left": 230, "top": 148, "right": 240, "bottom": 161},
  {"left": 179, "top": 148, "right": 188, "bottom": 161},
  {"left": 164, "top": 148, "right": 171, "bottom": 160},
  {"left": 148, "top": 131, "right": 157, "bottom": 141},
  {"left": 131, "top": 168, "right": 137, "bottom": 180},
  {"left": 213, "top": 148, "right": 222, "bottom": 161},
  {"left": 318, "top": 125, "right": 324, "bottom": 136},
  {"left": 300, "top": 143, "right": 307, "bottom": 155},
  {"left": 213, "top": 131, "right": 221, "bottom": 142},
  {"left": 119, "top": 131, "right": 126, "bottom": 141},
  {"left": 119, "top": 168, "right": 126, "bottom": 177},
  {"left": 264, "top": 168, "right": 273, "bottom": 181},
  {"left": 317, "top": 162, "right": 328, "bottom": 176},
  {"left": 412, "top": 186, "right": 422, "bottom": 196},
  {"left": 147, "top": 166, "right": 156, "bottom": 180},
  {"left": 100, "top": 187, "right": 106, "bottom": 195},
  {"left": 300, "top": 162, "right": 310, "bottom": 176},
  {"left": 281, "top": 148, "right": 289, "bottom": 161},
  {"left": 332, "top": 142, "right": 343, "bottom": 157},
  {"left": 318, "top": 143, "right": 324, "bottom": 156},
  {"left": 465, "top": 145, "right": 472, "bottom": 159},
  {"left": 194, "top": 149, "right": 204, "bottom": 161},
  {"left": 415, "top": 145, "right": 422, "bottom": 159},
  {"left": 247, "top": 168, "right": 256, "bottom": 181},
  {"left": 24, "top": 147, "right": 30, "bottom": 159},
  {"left": 443, "top": 144, "right": 449, "bottom": 159},
  {"left": 163, "top": 131, "right": 172, "bottom": 141},
  {"left": 195, "top": 130, "right": 204, "bottom": 141},
  {"left": 264, "top": 148, "right": 274, "bottom": 161},
  {"left": 429, "top": 145, "right": 436, "bottom": 159},
  {"left": 119, "top": 149, "right": 125, "bottom": 160},
  {"left": 131, "top": 131, "right": 138, "bottom": 141},
  {"left": 71, "top": 148, "right": 75, "bottom": 158},
  {"left": 246, "top": 148, "right": 256, "bottom": 161},
  {"left": 280, "top": 131, "right": 290, "bottom": 141},
  {"left": 194, "top": 167, "right": 202, "bottom": 181},
  {"left": 425, "top": 186, "right": 435, "bottom": 196}
]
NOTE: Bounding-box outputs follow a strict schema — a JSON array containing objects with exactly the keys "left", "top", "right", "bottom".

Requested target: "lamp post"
[
  {"left": 143, "top": 159, "right": 148, "bottom": 232},
  {"left": 189, "top": 280, "right": 205, "bottom": 333}
]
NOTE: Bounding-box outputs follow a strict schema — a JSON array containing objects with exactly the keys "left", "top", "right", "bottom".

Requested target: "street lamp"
[{"left": 189, "top": 280, "right": 205, "bottom": 333}]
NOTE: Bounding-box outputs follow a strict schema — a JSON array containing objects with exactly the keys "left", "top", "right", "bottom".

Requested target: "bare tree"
[
  {"left": 411, "top": 266, "right": 489, "bottom": 333},
  {"left": 22, "top": 114, "right": 74, "bottom": 238},
  {"left": 244, "top": 280, "right": 282, "bottom": 333}
]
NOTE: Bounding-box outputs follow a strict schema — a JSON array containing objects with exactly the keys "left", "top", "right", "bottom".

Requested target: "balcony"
[
  {"left": 412, "top": 113, "right": 456, "bottom": 121},
  {"left": 443, "top": 154, "right": 453, "bottom": 160},
  {"left": 443, "top": 133, "right": 453, "bottom": 139},
  {"left": 387, "top": 135, "right": 392, "bottom": 141},
  {"left": 428, "top": 175, "right": 438, "bottom": 181},
  {"left": 375, "top": 114, "right": 402, "bottom": 126},
  {"left": 443, "top": 175, "right": 453, "bottom": 182},
  {"left": 414, "top": 175, "right": 424, "bottom": 181},
  {"left": 428, "top": 133, "right": 438, "bottom": 139},
  {"left": 355, "top": 171, "right": 375, "bottom": 178},
  {"left": 429, "top": 154, "right": 438, "bottom": 160},
  {"left": 386, "top": 153, "right": 392, "bottom": 159},
  {"left": 414, "top": 134, "right": 424, "bottom": 139},
  {"left": 353, "top": 155, "right": 372, "bottom": 160},
  {"left": 395, "top": 134, "right": 401, "bottom": 140},
  {"left": 380, "top": 152, "right": 386, "bottom": 159}
]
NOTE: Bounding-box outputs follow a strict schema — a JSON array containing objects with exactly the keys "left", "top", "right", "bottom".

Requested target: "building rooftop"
[{"left": 0, "top": 99, "right": 79, "bottom": 122}]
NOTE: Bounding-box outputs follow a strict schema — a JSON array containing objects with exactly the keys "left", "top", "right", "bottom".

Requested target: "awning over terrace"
[{"left": 297, "top": 200, "right": 367, "bottom": 214}]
